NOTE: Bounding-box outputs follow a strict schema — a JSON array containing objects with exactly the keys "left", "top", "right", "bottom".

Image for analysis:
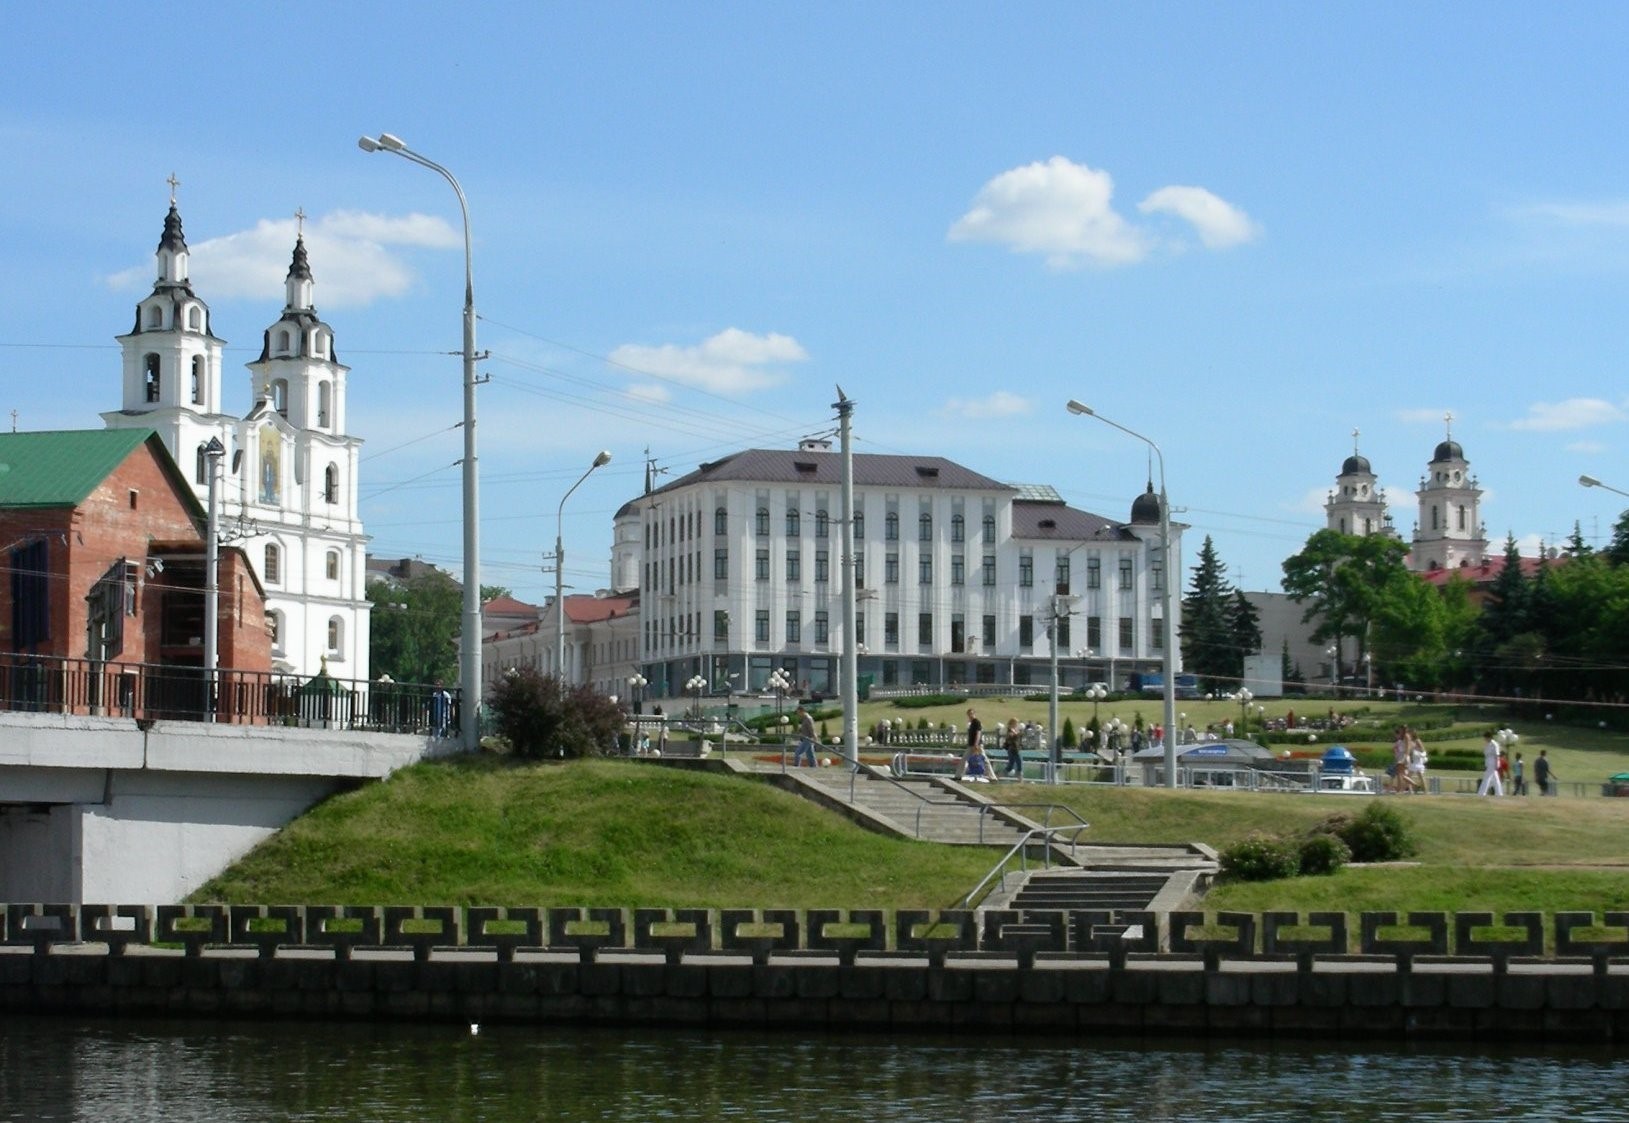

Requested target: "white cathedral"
[
  {"left": 101, "top": 196, "right": 370, "bottom": 680},
  {"left": 1324, "top": 417, "right": 1488, "bottom": 573}
]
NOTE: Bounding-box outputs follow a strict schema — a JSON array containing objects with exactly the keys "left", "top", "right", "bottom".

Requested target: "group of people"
[
  {"left": 957, "top": 708, "right": 1034, "bottom": 782},
  {"left": 1478, "top": 731, "right": 1558, "bottom": 796},
  {"left": 1387, "top": 726, "right": 1429, "bottom": 793}
]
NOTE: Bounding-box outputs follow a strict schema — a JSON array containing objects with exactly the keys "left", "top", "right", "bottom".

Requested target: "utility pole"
[{"left": 835, "top": 387, "right": 859, "bottom": 768}]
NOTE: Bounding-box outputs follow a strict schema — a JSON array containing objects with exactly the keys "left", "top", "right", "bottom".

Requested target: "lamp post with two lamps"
[
  {"left": 627, "top": 672, "right": 647, "bottom": 715},
  {"left": 357, "top": 131, "right": 484, "bottom": 751},
  {"left": 685, "top": 675, "right": 708, "bottom": 720},
  {"left": 1066, "top": 400, "right": 1178, "bottom": 789},
  {"left": 553, "top": 451, "right": 612, "bottom": 684}
]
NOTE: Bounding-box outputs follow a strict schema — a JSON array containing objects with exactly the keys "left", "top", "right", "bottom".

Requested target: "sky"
[{"left": 5, "top": 2, "right": 1629, "bottom": 605}]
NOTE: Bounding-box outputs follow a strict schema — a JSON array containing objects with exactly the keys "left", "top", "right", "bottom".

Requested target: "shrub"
[
  {"left": 488, "top": 668, "right": 624, "bottom": 760},
  {"left": 1061, "top": 716, "right": 1077, "bottom": 748},
  {"left": 1297, "top": 833, "right": 1351, "bottom": 876},
  {"left": 1333, "top": 801, "right": 1418, "bottom": 862},
  {"left": 1219, "top": 833, "right": 1300, "bottom": 882},
  {"left": 892, "top": 693, "right": 968, "bottom": 710}
]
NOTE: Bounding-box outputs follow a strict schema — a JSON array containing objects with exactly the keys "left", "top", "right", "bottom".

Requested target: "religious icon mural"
[{"left": 259, "top": 426, "right": 281, "bottom": 505}]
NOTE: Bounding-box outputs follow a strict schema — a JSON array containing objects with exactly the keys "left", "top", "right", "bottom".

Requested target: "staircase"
[{"left": 782, "top": 768, "right": 1045, "bottom": 851}]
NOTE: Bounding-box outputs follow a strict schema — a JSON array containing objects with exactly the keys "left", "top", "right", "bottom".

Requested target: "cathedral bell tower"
[
  {"left": 1325, "top": 429, "right": 1394, "bottom": 539},
  {"left": 1410, "top": 413, "right": 1487, "bottom": 572}
]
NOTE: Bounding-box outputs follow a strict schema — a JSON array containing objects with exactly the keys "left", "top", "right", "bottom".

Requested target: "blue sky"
[{"left": 5, "top": 2, "right": 1629, "bottom": 605}]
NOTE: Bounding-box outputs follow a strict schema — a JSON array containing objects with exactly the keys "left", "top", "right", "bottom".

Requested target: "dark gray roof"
[
  {"left": 1010, "top": 500, "right": 1132, "bottom": 542},
  {"left": 653, "top": 449, "right": 1018, "bottom": 497}
]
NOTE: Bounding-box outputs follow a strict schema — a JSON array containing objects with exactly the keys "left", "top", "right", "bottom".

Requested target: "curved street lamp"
[
  {"left": 555, "top": 450, "right": 613, "bottom": 683},
  {"left": 358, "top": 132, "right": 482, "bottom": 751},
  {"left": 1066, "top": 399, "right": 1178, "bottom": 788}
]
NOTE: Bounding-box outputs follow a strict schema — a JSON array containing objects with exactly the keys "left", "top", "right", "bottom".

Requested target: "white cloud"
[
  {"left": 625, "top": 383, "right": 672, "bottom": 404},
  {"left": 1566, "top": 439, "right": 1606, "bottom": 454},
  {"left": 1507, "top": 398, "right": 1629, "bottom": 432},
  {"left": 1287, "top": 486, "right": 1334, "bottom": 516},
  {"left": 105, "top": 209, "right": 461, "bottom": 308},
  {"left": 1396, "top": 407, "right": 1453, "bottom": 426},
  {"left": 608, "top": 328, "right": 808, "bottom": 394},
  {"left": 940, "top": 391, "right": 1031, "bottom": 419},
  {"left": 947, "top": 157, "right": 1148, "bottom": 268},
  {"left": 1517, "top": 200, "right": 1629, "bottom": 227},
  {"left": 1138, "top": 185, "right": 1261, "bottom": 249},
  {"left": 947, "top": 156, "right": 1258, "bottom": 269}
]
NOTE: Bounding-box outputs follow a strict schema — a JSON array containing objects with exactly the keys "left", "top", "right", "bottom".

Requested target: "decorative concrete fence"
[{"left": 6, "top": 905, "right": 1628, "bottom": 1040}]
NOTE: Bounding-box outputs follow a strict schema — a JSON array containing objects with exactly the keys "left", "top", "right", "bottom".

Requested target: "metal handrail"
[{"left": 954, "top": 822, "right": 1094, "bottom": 909}]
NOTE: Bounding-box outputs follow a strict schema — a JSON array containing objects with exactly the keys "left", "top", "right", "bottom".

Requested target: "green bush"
[
  {"left": 488, "top": 668, "right": 623, "bottom": 760},
  {"left": 1332, "top": 801, "right": 1418, "bottom": 862},
  {"left": 1061, "top": 716, "right": 1077, "bottom": 748},
  {"left": 1297, "top": 833, "right": 1351, "bottom": 876},
  {"left": 1219, "top": 834, "right": 1300, "bottom": 882},
  {"left": 892, "top": 693, "right": 968, "bottom": 710}
]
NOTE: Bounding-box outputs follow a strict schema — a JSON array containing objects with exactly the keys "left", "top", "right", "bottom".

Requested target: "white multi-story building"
[
  {"left": 102, "top": 199, "right": 369, "bottom": 679},
  {"left": 612, "top": 440, "right": 1182, "bottom": 699}
]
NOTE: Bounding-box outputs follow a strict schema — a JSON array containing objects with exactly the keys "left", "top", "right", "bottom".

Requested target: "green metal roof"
[{"left": 0, "top": 429, "right": 163, "bottom": 508}]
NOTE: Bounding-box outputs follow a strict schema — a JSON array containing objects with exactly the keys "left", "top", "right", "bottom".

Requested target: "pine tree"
[{"left": 1182, "top": 536, "right": 1236, "bottom": 688}]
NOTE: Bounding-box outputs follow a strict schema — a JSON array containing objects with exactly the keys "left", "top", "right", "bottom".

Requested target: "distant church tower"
[
  {"left": 104, "top": 189, "right": 370, "bottom": 678},
  {"left": 1409, "top": 413, "right": 1486, "bottom": 572},
  {"left": 1325, "top": 429, "right": 1395, "bottom": 539}
]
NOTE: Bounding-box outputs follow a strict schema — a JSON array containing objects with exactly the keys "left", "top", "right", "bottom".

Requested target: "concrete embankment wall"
[{"left": 5, "top": 904, "right": 1629, "bottom": 1042}]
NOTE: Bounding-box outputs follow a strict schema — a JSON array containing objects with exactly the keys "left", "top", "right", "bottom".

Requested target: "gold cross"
[
  {"left": 295, "top": 207, "right": 305, "bottom": 236},
  {"left": 166, "top": 172, "right": 180, "bottom": 204}
]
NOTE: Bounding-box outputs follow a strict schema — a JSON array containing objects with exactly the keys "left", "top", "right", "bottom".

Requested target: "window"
[
  {"left": 951, "top": 514, "right": 965, "bottom": 543},
  {"left": 317, "top": 382, "right": 331, "bottom": 428},
  {"left": 1457, "top": 505, "right": 1467, "bottom": 531},
  {"left": 755, "top": 549, "right": 770, "bottom": 581},
  {"left": 1055, "top": 557, "right": 1070, "bottom": 594},
  {"left": 147, "top": 305, "right": 162, "bottom": 329},
  {"left": 143, "top": 354, "right": 161, "bottom": 402},
  {"left": 187, "top": 307, "right": 201, "bottom": 331},
  {"left": 786, "top": 508, "right": 800, "bottom": 537},
  {"left": 271, "top": 379, "right": 288, "bottom": 418},
  {"left": 268, "top": 611, "right": 282, "bottom": 653},
  {"left": 327, "top": 616, "right": 344, "bottom": 657},
  {"left": 1151, "top": 617, "right": 1163, "bottom": 650},
  {"left": 885, "top": 612, "right": 899, "bottom": 646},
  {"left": 195, "top": 444, "right": 208, "bottom": 484},
  {"left": 756, "top": 507, "right": 770, "bottom": 536},
  {"left": 1151, "top": 559, "right": 1164, "bottom": 593},
  {"left": 982, "top": 514, "right": 996, "bottom": 544},
  {"left": 885, "top": 511, "right": 899, "bottom": 541},
  {"left": 755, "top": 610, "right": 770, "bottom": 642},
  {"left": 9, "top": 540, "right": 49, "bottom": 648},
  {"left": 1087, "top": 615, "right": 1102, "bottom": 649},
  {"left": 714, "top": 549, "right": 728, "bottom": 580},
  {"left": 324, "top": 464, "right": 339, "bottom": 504},
  {"left": 814, "top": 610, "right": 829, "bottom": 644},
  {"left": 715, "top": 506, "right": 727, "bottom": 535},
  {"left": 815, "top": 550, "right": 829, "bottom": 583},
  {"left": 982, "top": 555, "right": 996, "bottom": 587},
  {"left": 885, "top": 552, "right": 899, "bottom": 585},
  {"left": 1057, "top": 617, "right": 1071, "bottom": 648},
  {"left": 264, "top": 544, "right": 280, "bottom": 584},
  {"left": 786, "top": 550, "right": 801, "bottom": 582},
  {"left": 855, "top": 612, "right": 865, "bottom": 644},
  {"left": 1119, "top": 558, "right": 1134, "bottom": 590},
  {"left": 918, "top": 555, "right": 933, "bottom": 584},
  {"left": 326, "top": 550, "right": 340, "bottom": 581},
  {"left": 786, "top": 610, "right": 801, "bottom": 644},
  {"left": 951, "top": 555, "right": 965, "bottom": 586},
  {"left": 714, "top": 610, "right": 729, "bottom": 641},
  {"left": 1019, "top": 552, "right": 1033, "bottom": 588},
  {"left": 191, "top": 357, "right": 204, "bottom": 404},
  {"left": 1087, "top": 556, "right": 1101, "bottom": 589},
  {"left": 1020, "top": 616, "right": 1034, "bottom": 649},
  {"left": 277, "top": 329, "right": 291, "bottom": 354},
  {"left": 918, "top": 612, "right": 933, "bottom": 646},
  {"left": 951, "top": 615, "right": 965, "bottom": 653},
  {"left": 1119, "top": 617, "right": 1134, "bottom": 651},
  {"left": 815, "top": 509, "right": 829, "bottom": 538},
  {"left": 982, "top": 614, "right": 996, "bottom": 648},
  {"left": 853, "top": 505, "right": 865, "bottom": 538},
  {"left": 918, "top": 512, "right": 933, "bottom": 541},
  {"left": 854, "top": 551, "right": 865, "bottom": 588}
]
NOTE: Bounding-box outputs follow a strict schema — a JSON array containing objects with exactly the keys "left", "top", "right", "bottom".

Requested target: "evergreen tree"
[
  {"left": 1565, "top": 521, "right": 1593, "bottom": 558},
  {"left": 1610, "top": 510, "right": 1629, "bottom": 567},
  {"left": 1227, "top": 589, "right": 1262, "bottom": 670},
  {"left": 1181, "top": 536, "right": 1236, "bottom": 687}
]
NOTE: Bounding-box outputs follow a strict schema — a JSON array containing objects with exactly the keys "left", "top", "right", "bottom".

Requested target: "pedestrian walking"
[
  {"left": 1534, "top": 749, "right": 1557, "bottom": 796},
  {"left": 1476, "top": 730, "right": 1504, "bottom": 797},
  {"left": 793, "top": 705, "right": 817, "bottom": 767},
  {"left": 1511, "top": 752, "right": 1527, "bottom": 796}
]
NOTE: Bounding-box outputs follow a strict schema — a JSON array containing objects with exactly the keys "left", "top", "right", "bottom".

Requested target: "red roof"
[
  {"left": 1416, "top": 554, "right": 1563, "bottom": 587},
  {"left": 565, "top": 592, "right": 637, "bottom": 624}
]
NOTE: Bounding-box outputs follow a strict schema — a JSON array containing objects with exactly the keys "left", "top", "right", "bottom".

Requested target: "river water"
[{"left": 4, "top": 1017, "right": 1624, "bottom": 1122}]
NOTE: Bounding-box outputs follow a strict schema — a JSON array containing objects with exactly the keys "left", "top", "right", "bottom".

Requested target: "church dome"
[
  {"left": 1431, "top": 439, "right": 1464, "bottom": 463},
  {"left": 1341, "top": 453, "right": 1372, "bottom": 475},
  {"left": 1130, "top": 482, "right": 1162, "bottom": 525}
]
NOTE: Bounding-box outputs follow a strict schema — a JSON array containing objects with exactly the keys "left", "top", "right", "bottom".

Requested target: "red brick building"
[{"left": 0, "top": 429, "right": 270, "bottom": 677}]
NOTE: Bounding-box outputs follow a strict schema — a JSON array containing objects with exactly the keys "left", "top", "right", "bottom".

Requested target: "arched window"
[
  {"left": 918, "top": 512, "right": 933, "bottom": 541},
  {"left": 271, "top": 379, "right": 288, "bottom": 418},
  {"left": 982, "top": 514, "right": 996, "bottom": 544},
  {"left": 326, "top": 550, "right": 340, "bottom": 581},
  {"left": 314, "top": 330, "right": 328, "bottom": 359},
  {"left": 191, "top": 356, "right": 204, "bottom": 404},
  {"left": 268, "top": 611, "right": 283, "bottom": 652},
  {"left": 714, "top": 506, "right": 727, "bottom": 535},
  {"left": 146, "top": 305, "right": 162, "bottom": 329},
  {"left": 755, "top": 507, "right": 770, "bottom": 536},
  {"left": 317, "top": 381, "right": 331, "bottom": 428},
  {"left": 195, "top": 444, "right": 209, "bottom": 484},
  {"left": 951, "top": 514, "right": 965, "bottom": 543},
  {"left": 264, "top": 544, "right": 281, "bottom": 584},
  {"left": 276, "top": 329, "right": 291, "bottom": 354},
  {"left": 143, "top": 354, "right": 161, "bottom": 402},
  {"left": 324, "top": 463, "right": 339, "bottom": 504},
  {"left": 327, "top": 616, "right": 344, "bottom": 657},
  {"left": 187, "top": 306, "right": 201, "bottom": 331}
]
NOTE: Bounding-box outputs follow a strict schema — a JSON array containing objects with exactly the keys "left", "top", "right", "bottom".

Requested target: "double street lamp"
[
  {"left": 358, "top": 132, "right": 483, "bottom": 751},
  {"left": 685, "top": 674, "right": 708, "bottom": 719},
  {"left": 554, "top": 451, "right": 613, "bottom": 684},
  {"left": 1066, "top": 400, "right": 1178, "bottom": 789},
  {"left": 627, "top": 672, "right": 647, "bottom": 715}
]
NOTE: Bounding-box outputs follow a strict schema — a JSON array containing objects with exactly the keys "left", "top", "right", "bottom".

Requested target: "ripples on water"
[{"left": 4, "top": 1018, "right": 1624, "bottom": 1122}]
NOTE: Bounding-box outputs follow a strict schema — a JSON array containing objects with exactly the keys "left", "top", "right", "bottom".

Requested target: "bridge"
[{"left": 0, "top": 653, "right": 455, "bottom": 903}]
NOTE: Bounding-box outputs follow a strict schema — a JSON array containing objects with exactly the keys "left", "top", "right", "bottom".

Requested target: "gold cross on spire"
[
  {"left": 1444, "top": 410, "right": 1454, "bottom": 439},
  {"left": 166, "top": 172, "right": 181, "bottom": 205},
  {"left": 295, "top": 207, "right": 306, "bottom": 236}
]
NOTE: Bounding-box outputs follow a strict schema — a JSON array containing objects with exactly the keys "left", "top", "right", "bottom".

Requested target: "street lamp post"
[
  {"left": 627, "top": 672, "right": 647, "bottom": 715},
  {"left": 768, "top": 667, "right": 792, "bottom": 719},
  {"left": 1084, "top": 682, "right": 1107, "bottom": 743},
  {"left": 358, "top": 132, "right": 483, "bottom": 751},
  {"left": 202, "top": 436, "right": 225, "bottom": 721},
  {"left": 686, "top": 674, "right": 707, "bottom": 720},
  {"left": 1580, "top": 474, "right": 1629, "bottom": 499},
  {"left": 1234, "top": 687, "right": 1254, "bottom": 740},
  {"left": 1066, "top": 400, "right": 1178, "bottom": 789},
  {"left": 554, "top": 451, "right": 612, "bottom": 684}
]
